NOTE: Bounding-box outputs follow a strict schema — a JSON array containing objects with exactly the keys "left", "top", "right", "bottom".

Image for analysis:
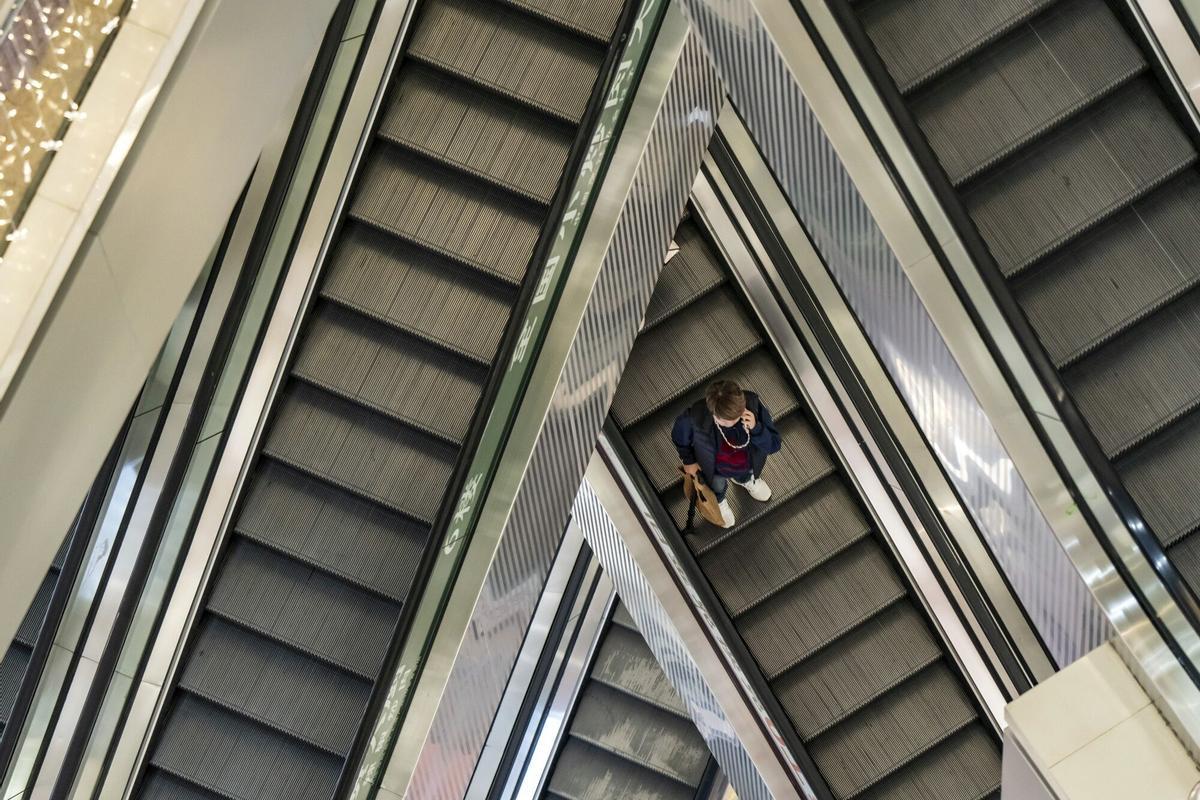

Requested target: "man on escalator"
[{"left": 672, "top": 379, "right": 782, "bottom": 529}]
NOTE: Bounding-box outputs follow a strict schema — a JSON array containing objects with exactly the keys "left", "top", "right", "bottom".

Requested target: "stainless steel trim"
[
  {"left": 582, "top": 445, "right": 790, "bottom": 800},
  {"left": 691, "top": 166, "right": 1010, "bottom": 725},
  {"left": 1125, "top": 0, "right": 1200, "bottom": 126},
  {"left": 779, "top": 0, "right": 1200, "bottom": 753},
  {"left": 103, "top": 2, "right": 420, "bottom": 794}
]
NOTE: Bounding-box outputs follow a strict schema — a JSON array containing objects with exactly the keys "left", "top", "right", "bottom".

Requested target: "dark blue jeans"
[{"left": 711, "top": 471, "right": 753, "bottom": 502}]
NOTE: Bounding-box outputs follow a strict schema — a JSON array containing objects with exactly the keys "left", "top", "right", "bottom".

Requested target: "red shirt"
[{"left": 714, "top": 423, "right": 751, "bottom": 477}]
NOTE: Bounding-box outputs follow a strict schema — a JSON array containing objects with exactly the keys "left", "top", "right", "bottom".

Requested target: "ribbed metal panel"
[
  {"left": 499, "top": 0, "right": 624, "bottom": 42},
  {"left": 680, "top": 0, "right": 1108, "bottom": 667}
]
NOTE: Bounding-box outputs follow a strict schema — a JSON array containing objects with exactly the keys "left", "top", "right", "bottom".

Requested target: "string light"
[{"left": 0, "top": 0, "right": 123, "bottom": 240}]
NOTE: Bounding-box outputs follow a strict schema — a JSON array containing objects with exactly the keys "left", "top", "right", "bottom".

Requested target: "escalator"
[
  {"left": 136, "top": 1, "right": 630, "bottom": 796},
  {"left": 839, "top": 0, "right": 1200, "bottom": 595},
  {"left": 608, "top": 218, "right": 1002, "bottom": 799},
  {"left": 542, "top": 602, "right": 715, "bottom": 800}
]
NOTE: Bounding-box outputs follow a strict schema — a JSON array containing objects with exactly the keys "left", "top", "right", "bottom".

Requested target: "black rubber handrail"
[
  {"left": 705, "top": 136, "right": 1040, "bottom": 697},
  {"left": 599, "top": 415, "right": 837, "bottom": 800},
  {"left": 810, "top": 0, "right": 1200, "bottom": 681}
]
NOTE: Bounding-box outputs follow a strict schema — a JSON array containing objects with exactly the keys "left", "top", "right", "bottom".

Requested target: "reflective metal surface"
[
  {"left": 690, "top": 167, "right": 1009, "bottom": 726},
  {"left": 580, "top": 448, "right": 785, "bottom": 800},
  {"left": 382, "top": 7, "right": 724, "bottom": 797},
  {"left": 1126, "top": 0, "right": 1200, "bottom": 123}
]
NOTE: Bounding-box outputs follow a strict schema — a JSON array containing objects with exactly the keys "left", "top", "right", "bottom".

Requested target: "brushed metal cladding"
[
  {"left": 403, "top": 23, "right": 722, "bottom": 800},
  {"left": 678, "top": 0, "right": 1107, "bottom": 667}
]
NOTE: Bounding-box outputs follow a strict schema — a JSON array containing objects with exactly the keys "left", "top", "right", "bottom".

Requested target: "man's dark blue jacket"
[{"left": 671, "top": 391, "right": 782, "bottom": 483}]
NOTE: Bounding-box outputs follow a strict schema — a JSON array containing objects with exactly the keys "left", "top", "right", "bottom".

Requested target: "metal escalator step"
[
  {"left": 858, "top": 0, "right": 1054, "bottom": 93},
  {"left": 860, "top": 723, "right": 1000, "bottom": 800},
  {"left": 669, "top": 415, "right": 837, "bottom": 553},
  {"left": 14, "top": 570, "right": 56, "bottom": 646},
  {"left": 1118, "top": 410, "right": 1200, "bottom": 549},
  {"left": 351, "top": 147, "right": 542, "bottom": 286},
  {"left": 264, "top": 383, "right": 457, "bottom": 525},
  {"left": 546, "top": 737, "right": 695, "bottom": 800},
  {"left": 643, "top": 223, "right": 727, "bottom": 330},
  {"left": 591, "top": 623, "right": 689, "bottom": 717},
  {"left": 295, "top": 302, "right": 487, "bottom": 445},
  {"left": 569, "top": 682, "right": 709, "bottom": 786},
  {"left": 911, "top": 0, "right": 1145, "bottom": 184},
  {"left": 235, "top": 461, "right": 427, "bottom": 602},
  {"left": 1167, "top": 533, "right": 1200, "bottom": 599},
  {"left": 703, "top": 479, "right": 870, "bottom": 617},
  {"left": 322, "top": 224, "right": 515, "bottom": 364},
  {"left": 774, "top": 602, "right": 942, "bottom": 739},
  {"left": 141, "top": 771, "right": 222, "bottom": 800},
  {"left": 149, "top": 694, "right": 341, "bottom": 800},
  {"left": 737, "top": 538, "right": 907, "bottom": 680},
  {"left": 1014, "top": 172, "right": 1200, "bottom": 368},
  {"left": 496, "top": 0, "right": 624, "bottom": 42},
  {"left": 179, "top": 618, "right": 371, "bottom": 756},
  {"left": 611, "top": 601, "right": 637, "bottom": 631},
  {"left": 0, "top": 644, "right": 30, "bottom": 724},
  {"left": 207, "top": 538, "right": 398, "bottom": 679},
  {"left": 51, "top": 530, "right": 71, "bottom": 571},
  {"left": 1066, "top": 289, "right": 1200, "bottom": 459},
  {"left": 808, "top": 662, "right": 978, "bottom": 799},
  {"left": 380, "top": 67, "right": 573, "bottom": 205},
  {"left": 964, "top": 79, "right": 1197, "bottom": 276},
  {"left": 611, "top": 288, "right": 763, "bottom": 427},
  {"left": 408, "top": 0, "right": 604, "bottom": 124},
  {"left": 626, "top": 348, "right": 801, "bottom": 492}
]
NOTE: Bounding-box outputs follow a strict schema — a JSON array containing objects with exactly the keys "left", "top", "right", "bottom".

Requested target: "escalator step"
[
  {"left": 497, "top": 0, "right": 625, "bottom": 42},
  {"left": 964, "top": 78, "right": 1197, "bottom": 276},
  {"left": 408, "top": 0, "right": 605, "bottom": 124},
  {"left": 703, "top": 479, "right": 870, "bottom": 617},
  {"left": 611, "top": 287, "right": 762, "bottom": 427},
  {"left": 774, "top": 602, "right": 942, "bottom": 739},
  {"left": 859, "top": 0, "right": 1054, "bottom": 92},
  {"left": 351, "top": 147, "right": 543, "bottom": 285},
  {"left": 591, "top": 624, "right": 689, "bottom": 717},
  {"left": 295, "top": 302, "right": 487, "bottom": 445},
  {"left": 235, "top": 461, "right": 428, "bottom": 602},
  {"left": 860, "top": 723, "right": 1001, "bottom": 800},
  {"left": 380, "top": 67, "right": 573, "bottom": 205},
  {"left": 1014, "top": 172, "right": 1200, "bottom": 368},
  {"left": 546, "top": 737, "right": 695, "bottom": 800},
  {"left": 570, "top": 682, "right": 709, "bottom": 785},
  {"left": 911, "top": 0, "right": 1145, "bottom": 184},
  {"left": 1066, "top": 289, "right": 1200, "bottom": 459},
  {"left": 737, "top": 539, "right": 907, "bottom": 680},
  {"left": 14, "top": 571, "right": 56, "bottom": 646},
  {"left": 1168, "top": 533, "right": 1200, "bottom": 598},
  {"left": 149, "top": 694, "right": 341, "bottom": 800},
  {"left": 643, "top": 223, "right": 727, "bottom": 330},
  {"left": 206, "top": 539, "right": 398, "bottom": 679},
  {"left": 611, "top": 601, "right": 638, "bottom": 632},
  {"left": 669, "top": 414, "right": 836, "bottom": 553},
  {"left": 808, "top": 662, "right": 978, "bottom": 798},
  {"left": 51, "top": 530, "right": 72, "bottom": 571},
  {"left": 626, "top": 348, "right": 801, "bottom": 492},
  {"left": 0, "top": 644, "right": 31, "bottom": 725},
  {"left": 179, "top": 618, "right": 371, "bottom": 756},
  {"left": 140, "top": 771, "right": 222, "bottom": 800},
  {"left": 1119, "top": 410, "right": 1200, "bottom": 549},
  {"left": 322, "top": 224, "right": 516, "bottom": 365},
  {"left": 264, "top": 383, "right": 458, "bottom": 525}
]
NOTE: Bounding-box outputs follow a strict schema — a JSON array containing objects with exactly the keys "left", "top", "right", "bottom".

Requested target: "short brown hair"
[{"left": 705, "top": 380, "right": 745, "bottom": 420}]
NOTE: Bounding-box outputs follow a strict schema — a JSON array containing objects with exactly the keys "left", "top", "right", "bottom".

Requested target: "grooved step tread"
[
  {"left": 140, "top": 771, "right": 222, "bottom": 800},
  {"left": 380, "top": 66, "right": 573, "bottom": 204},
  {"left": 862, "top": 724, "right": 1001, "bottom": 800},
  {"left": 1119, "top": 411, "right": 1200, "bottom": 549},
  {"left": 546, "top": 738, "right": 696, "bottom": 800},
  {"left": 0, "top": 644, "right": 31, "bottom": 725},
  {"left": 14, "top": 570, "right": 56, "bottom": 646},
  {"left": 235, "top": 461, "right": 428, "bottom": 602},
  {"left": 409, "top": 0, "right": 604, "bottom": 123},
  {"left": 643, "top": 223, "right": 727, "bottom": 330},
  {"left": 591, "top": 624, "right": 689, "bottom": 718},
  {"left": 322, "top": 223, "right": 516, "bottom": 365},
  {"left": 964, "top": 78, "right": 1197, "bottom": 276},
  {"left": 149, "top": 694, "right": 340, "bottom": 800},
  {"left": 497, "top": 0, "right": 624, "bottom": 42},
  {"left": 295, "top": 302, "right": 487, "bottom": 445},
  {"left": 911, "top": 0, "right": 1145, "bottom": 184}
]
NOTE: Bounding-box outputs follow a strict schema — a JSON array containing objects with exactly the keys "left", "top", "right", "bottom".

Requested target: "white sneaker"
[
  {"left": 734, "top": 475, "right": 772, "bottom": 502},
  {"left": 717, "top": 499, "right": 735, "bottom": 528}
]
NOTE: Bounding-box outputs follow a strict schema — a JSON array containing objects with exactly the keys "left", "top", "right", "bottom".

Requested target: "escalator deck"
[
  {"left": 138, "top": 1, "right": 628, "bottom": 797},
  {"left": 543, "top": 603, "right": 714, "bottom": 800},
  {"left": 609, "top": 218, "right": 1001, "bottom": 799},
  {"left": 845, "top": 0, "right": 1200, "bottom": 594}
]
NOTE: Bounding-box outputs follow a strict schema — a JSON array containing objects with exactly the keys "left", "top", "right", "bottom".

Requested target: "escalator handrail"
[{"left": 806, "top": 0, "right": 1200, "bottom": 684}]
